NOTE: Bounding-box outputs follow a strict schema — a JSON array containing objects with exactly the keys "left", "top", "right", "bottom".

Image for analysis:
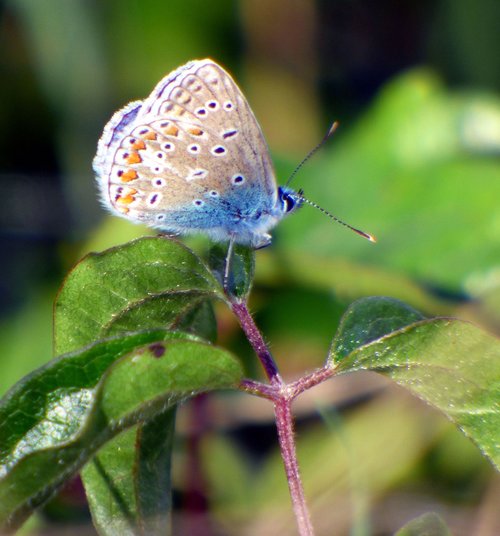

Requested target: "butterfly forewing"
[
  {"left": 143, "top": 59, "right": 274, "bottom": 189},
  {"left": 95, "top": 59, "right": 371, "bottom": 246},
  {"left": 95, "top": 59, "right": 291, "bottom": 245}
]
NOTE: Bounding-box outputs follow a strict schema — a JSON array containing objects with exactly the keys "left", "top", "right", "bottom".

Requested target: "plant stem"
[
  {"left": 274, "top": 398, "right": 315, "bottom": 536},
  {"left": 288, "top": 367, "right": 335, "bottom": 398},
  {"left": 239, "top": 378, "right": 277, "bottom": 400},
  {"left": 231, "top": 298, "right": 315, "bottom": 535},
  {"left": 231, "top": 300, "right": 282, "bottom": 386}
]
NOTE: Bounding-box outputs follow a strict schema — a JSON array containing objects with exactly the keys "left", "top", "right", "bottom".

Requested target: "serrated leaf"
[
  {"left": 0, "top": 331, "right": 242, "bottom": 530},
  {"left": 54, "top": 237, "right": 223, "bottom": 355},
  {"left": 330, "top": 297, "right": 500, "bottom": 469}
]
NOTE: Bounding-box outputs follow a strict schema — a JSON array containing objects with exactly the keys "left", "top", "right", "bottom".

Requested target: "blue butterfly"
[
  {"left": 94, "top": 58, "right": 305, "bottom": 249},
  {"left": 94, "top": 59, "right": 374, "bottom": 254}
]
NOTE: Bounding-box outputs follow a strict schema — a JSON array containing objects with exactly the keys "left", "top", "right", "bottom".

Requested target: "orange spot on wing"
[
  {"left": 121, "top": 170, "right": 138, "bottom": 182},
  {"left": 116, "top": 187, "right": 138, "bottom": 205},
  {"left": 188, "top": 127, "right": 203, "bottom": 136},
  {"left": 126, "top": 152, "right": 142, "bottom": 165},
  {"left": 117, "top": 194, "right": 135, "bottom": 205},
  {"left": 164, "top": 124, "right": 179, "bottom": 136},
  {"left": 131, "top": 139, "right": 146, "bottom": 150},
  {"left": 117, "top": 206, "right": 130, "bottom": 214},
  {"left": 142, "top": 131, "right": 157, "bottom": 141}
]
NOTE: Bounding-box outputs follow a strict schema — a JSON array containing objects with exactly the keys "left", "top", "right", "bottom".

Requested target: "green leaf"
[
  {"left": 208, "top": 243, "right": 255, "bottom": 300},
  {"left": 54, "top": 237, "right": 222, "bottom": 355},
  {"left": 330, "top": 296, "right": 425, "bottom": 361},
  {"left": 174, "top": 299, "right": 218, "bottom": 343},
  {"left": 83, "top": 428, "right": 139, "bottom": 536},
  {"left": 135, "top": 409, "right": 176, "bottom": 534},
  {"left": 330, "top": 297, "right": 500, "bottom": 469},
  {"left": 0, "top": 331, "right": 242, "bottom": 530},
  {"left": 395, "top": 512, "right": 451, "bottom": 536},
  {"left": 83, "top": 408, "right": 176, "bottom": 536}
]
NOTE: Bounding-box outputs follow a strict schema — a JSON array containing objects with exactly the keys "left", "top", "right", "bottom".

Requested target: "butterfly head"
[
  {"left": 278, "top": 186, "right": 304, "bottom": 215},
  {"left": 240, "top": 186, "right": 303, "bottom": 249}
]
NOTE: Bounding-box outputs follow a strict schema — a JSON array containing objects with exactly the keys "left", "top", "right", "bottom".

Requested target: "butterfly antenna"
[
  {"left": 285, "top": 121, "right": 340, "bottom": 188},
  {"left": 298, "top": 192, "right": 377, "bottom": 243}
]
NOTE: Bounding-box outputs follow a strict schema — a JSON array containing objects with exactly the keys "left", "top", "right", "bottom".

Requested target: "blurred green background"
[{"left": 1, "top": 0, "right": 499, "bottom": 534}]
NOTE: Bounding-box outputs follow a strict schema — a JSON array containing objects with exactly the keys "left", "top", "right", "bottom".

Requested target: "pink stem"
[
  {"left": 231, "top": 300, "right": 282, "bottom": 386},
  {"left": 231, "top": 298, "right": 315, "bottom": 535},
  {"left": 288, "top": 367, "right": 335, "bottom": 398},
  {"left": 274, "top": 398, "right": 315, "bottom": 536}
]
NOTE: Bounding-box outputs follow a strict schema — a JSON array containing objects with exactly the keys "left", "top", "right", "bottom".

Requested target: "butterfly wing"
[{"left": 94, "top": 59, "right": 279, "bottom": 242}]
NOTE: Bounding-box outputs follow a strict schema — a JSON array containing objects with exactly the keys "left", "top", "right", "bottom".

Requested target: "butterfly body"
[{"left": 94, "top": 59, "right": 301, "bottom": 248}]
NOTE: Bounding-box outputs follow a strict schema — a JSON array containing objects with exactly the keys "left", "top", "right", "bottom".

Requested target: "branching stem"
[
  {"left": 230, "top": 297, "right": 332, "bottom": 536},
  {"left": 274, "top": 398, "right": 315, "bottom": 536}
]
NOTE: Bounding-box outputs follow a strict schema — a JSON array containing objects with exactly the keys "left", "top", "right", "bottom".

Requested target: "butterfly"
[{"left": 93, "top": 58, "right": 304, "bottom": 249}]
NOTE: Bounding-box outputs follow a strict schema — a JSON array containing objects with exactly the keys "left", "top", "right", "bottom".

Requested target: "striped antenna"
[
  {"left": 285, "top": 121, "right": 339, "bottom": 188},
  {"left": 298, "top": 191, "right": 377, "bottom": 243},
  {"left": 285, "top": 121, "right": 376, "bottom": 243}
]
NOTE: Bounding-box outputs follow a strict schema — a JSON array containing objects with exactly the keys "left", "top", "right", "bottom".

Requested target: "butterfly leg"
[
  {"left": 157, "top": 231, "right": 181, "bottom": 239},
  {"left": 223, "top": 234, "right": 236, "bottom": 294},
  {"left": 254, "top": 233, "right": 272, "bottom": 249}
]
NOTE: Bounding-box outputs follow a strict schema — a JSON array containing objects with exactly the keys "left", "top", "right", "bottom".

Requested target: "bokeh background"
[{"left": 1, "top": 1, "right": 499, "bottom": 534}]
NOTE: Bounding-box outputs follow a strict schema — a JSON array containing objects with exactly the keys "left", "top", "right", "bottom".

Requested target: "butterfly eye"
[{"left": 278, "top": 187, "right": 298, "bottom": 213}]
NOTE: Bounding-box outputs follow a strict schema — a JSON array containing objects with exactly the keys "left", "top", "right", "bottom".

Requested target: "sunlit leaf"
[
  {"left": 54, "top": 237, "right": 223, "bottom": 354},
  {"left": 0, "top": 331, "right": 242, "bottom": 530},
  {"left": 330, "top": 297, "right": 500, "bottom": 469}
]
